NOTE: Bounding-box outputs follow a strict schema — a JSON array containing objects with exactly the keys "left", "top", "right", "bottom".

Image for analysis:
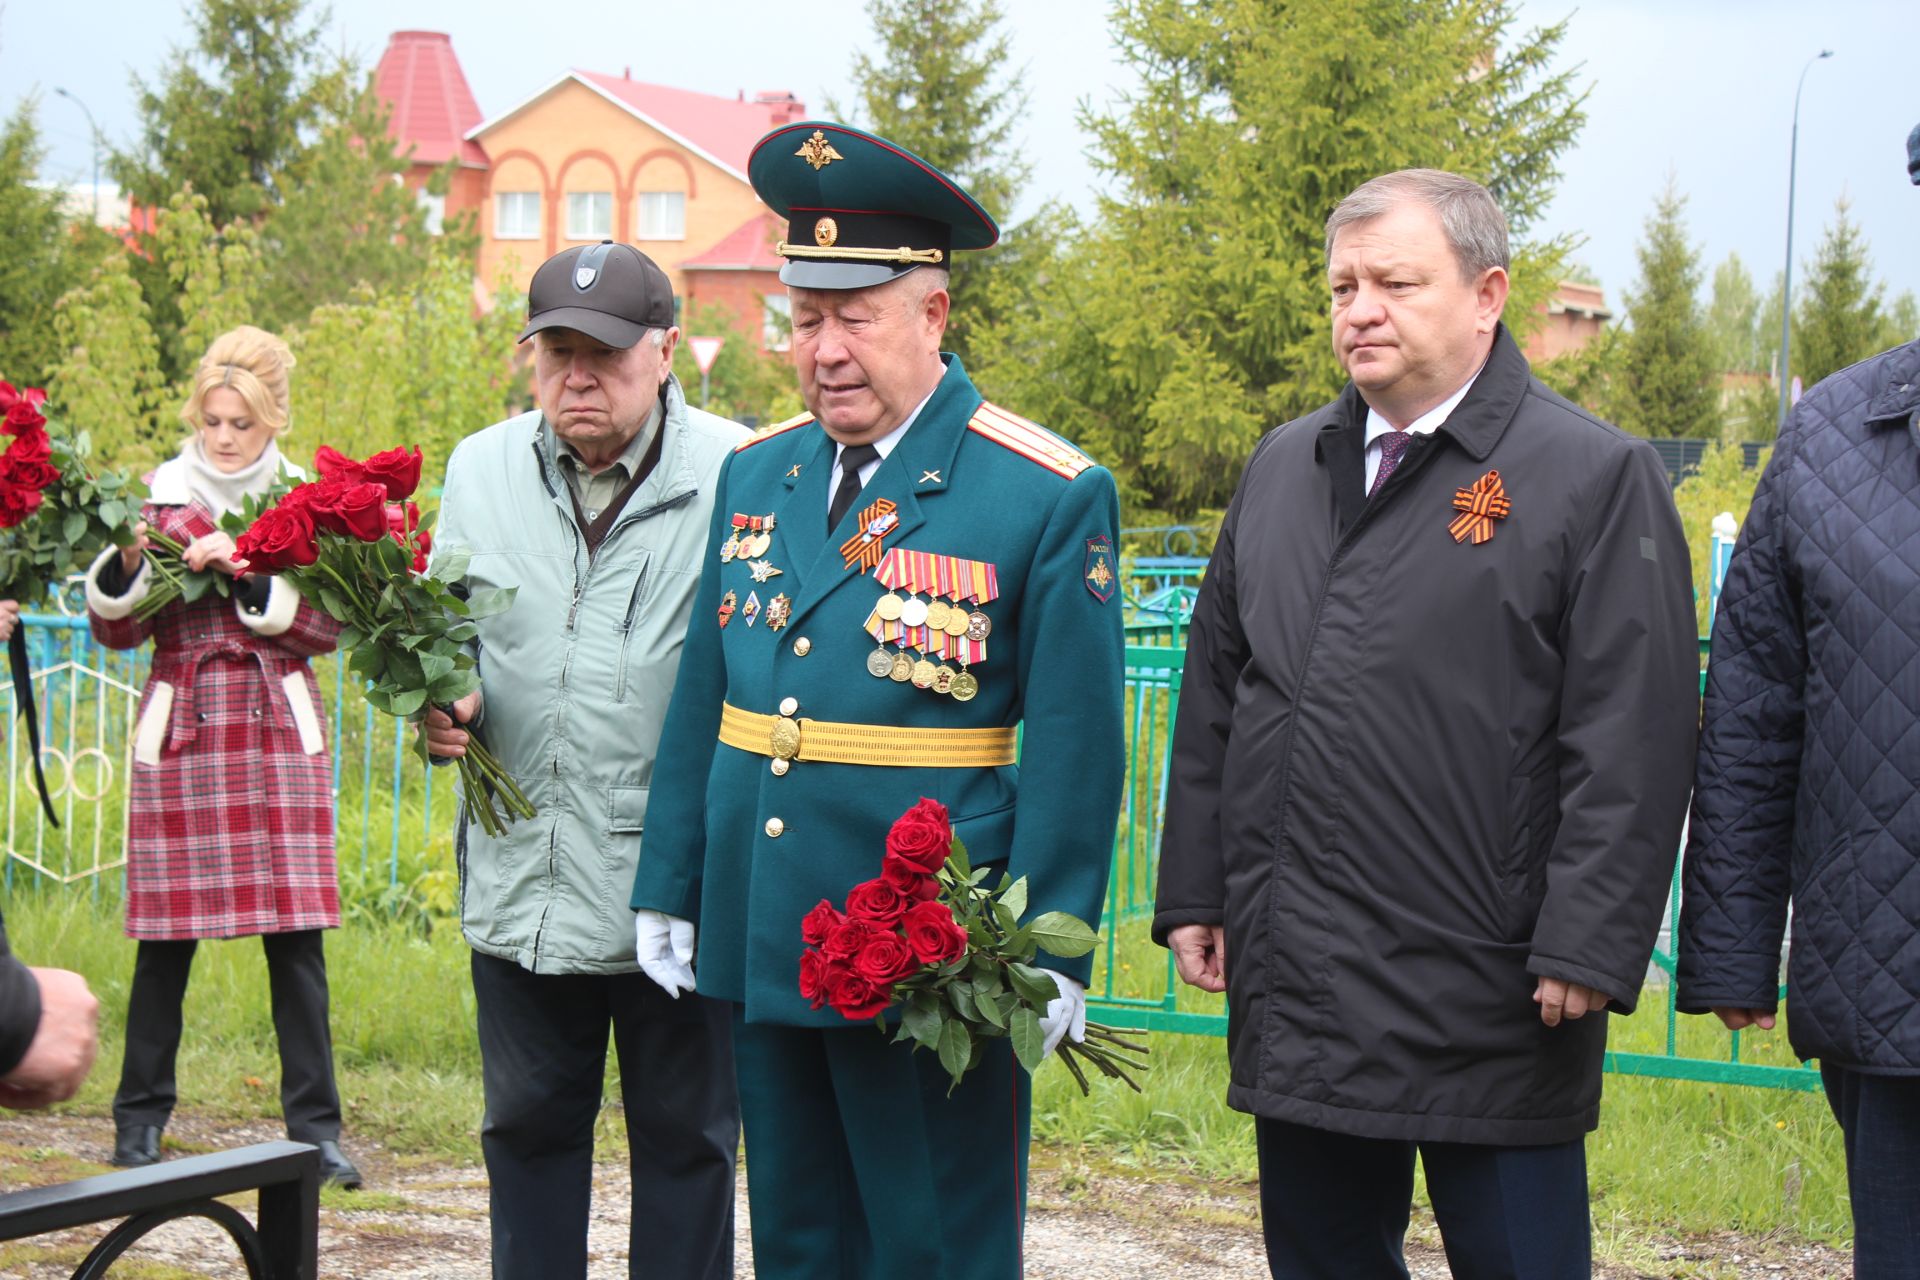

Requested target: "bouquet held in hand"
[
  {"left": 799, "top": 798, "right": 1148, "bottom": 1094},
  {"left": 231, "top": 445, "right": 534, "bottom": 835}
]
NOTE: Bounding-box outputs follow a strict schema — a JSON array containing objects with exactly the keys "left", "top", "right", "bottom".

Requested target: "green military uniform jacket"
[{"left": 632, "top": 355, "right": 1125, "bottom": 1027}]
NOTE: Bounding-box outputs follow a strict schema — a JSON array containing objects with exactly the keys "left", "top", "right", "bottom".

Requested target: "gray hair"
[{"left": 1324, "top": 170, "right": 1510, "bottom": 279}]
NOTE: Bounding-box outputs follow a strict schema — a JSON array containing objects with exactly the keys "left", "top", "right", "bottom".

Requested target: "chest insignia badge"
[
  {"left": 717, "top": 589, "right": 737, "bottom": 628},
  {"left": 742, "top": 591, "right": 762, "bottom": 627},
  {"left": 747, "top": 559, "right": 784, "bottom": 583},
  {"left": 839, "top": 498, "right": 899, "bottom": 572},
  {"left": 1448, "top": 470, "right": 1511, "bottom": 546},
  {"left": 765, "top": 593, "right": 792, "bottom": 631}
]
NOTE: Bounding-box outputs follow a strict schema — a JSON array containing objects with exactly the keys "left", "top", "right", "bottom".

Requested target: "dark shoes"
[
  {"left": 111, "top": 1124, "right": 163, "bottom": 1168},
  {"left": 314, "top": 1139, "right": 363, "bottom": 1190}
]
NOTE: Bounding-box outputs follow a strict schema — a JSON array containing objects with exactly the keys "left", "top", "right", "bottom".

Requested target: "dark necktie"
[
  {"left": 1369, "top": 431, "right": 1412, "bottom": 498},
  {"left": 829, "top": 443, "right": 880, "bottom": 529}
]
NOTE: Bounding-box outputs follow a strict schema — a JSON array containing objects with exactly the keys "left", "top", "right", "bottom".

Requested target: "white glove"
[
  {"left": 635, "top": 910, "right": 697, "bottom": 998},
  {"left": 1037, "top": 970, "right": 1088, "bottom": 1059}
]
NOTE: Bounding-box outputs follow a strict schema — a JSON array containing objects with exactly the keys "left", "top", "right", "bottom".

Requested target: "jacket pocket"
[
  {"left": 133, "top": 681, "right": 175, "bottom": 767},
  {"left": 612, "top": 557, "right": 653, "bottom": 703},
  {"left": 609, "top": 784, "right": 649, "bottom": 834},
  {"left": 280, "top": 671, "right": 324, "bottom": 755}
]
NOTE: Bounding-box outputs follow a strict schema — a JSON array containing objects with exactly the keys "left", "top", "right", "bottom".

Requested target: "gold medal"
[
  {"left": 875, "top": 591, "right": 906, "bottom": 622},
  {"left": 949, "top": 670, "right": 979, "bottom": 702},
  {"left": 910, "top": 658, "right": 938, "bottom": 689},
  {"left": 742, "top": 532, "right": 769, "bottom": 559},
  {"left": 932, "top": 663, "right": 956, "bottom": 695},
  {"left": 866, "top": 648, "right": 895, "bottom": 678},
  {"left": 889, "top": 652, "right": 914, "bottom": 682},
  {"left": 966, "top": 611, "right": 992, "bottom": 642},
  {"left": 899, "top": 596, "right": 930, "bottom": 629},
  {"left": 925, "top": 599, "right": 953, "bottom": 630},
  {"left": 942, "top": 609, "right": 970, "bottom": 638},
  {"left": 719, "top": 532, "right": 741, "bottom": 563}
]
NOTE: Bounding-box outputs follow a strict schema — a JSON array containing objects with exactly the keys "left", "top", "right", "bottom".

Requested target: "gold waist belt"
[{"left": 718, "top": 703, "right": 1016, "bottom": 768}]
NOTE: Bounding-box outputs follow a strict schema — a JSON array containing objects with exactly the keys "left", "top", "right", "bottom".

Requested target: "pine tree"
[
  {"left": 0, "top": 104, "right": 116, "bottom": 385},
  {"left": 968, "top": 0, "right": 1586, "bottom": 514},
  {"left": 1794, "top": 197, "right": 1888, "bottom": 387},
  {"left": 836, "top": 0, "right": 1032, "bottom": 367},
  {"left": 1617, "top": 180, "right": 1718, "bottom": 439}
]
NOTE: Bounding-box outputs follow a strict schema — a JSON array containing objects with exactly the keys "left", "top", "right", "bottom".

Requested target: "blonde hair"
[{"left": 180, "top": 325, "right": 296, "bottom": 436}]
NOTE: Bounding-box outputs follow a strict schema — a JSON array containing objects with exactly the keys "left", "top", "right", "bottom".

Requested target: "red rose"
[
  {"left": 6, "top": 427, "right": 51, "bottom": 466},
  {"left": 360, "top": 446, "right": 424, "bottom": 500},
  {"left": 844, "top": 877, "right": 911, "bottom": 925},
  {"left": 903, "top": 899, "right": 970, "bottom": 966},
  {"left": 408, "top": 523, "right": 432, "bottom": 574},
  {"left": 312, "top": 445, "right": 367, "bottom": 484},
  {"left": 852, "top": 930, "right": 919, "bottom": 986},
  {"left": 821, "top": 917, "right": 875, "bottom": 963},
  {"left": 0, "top": 483, "right": 42, "bottom": 529},
  {"left": 823, "top": 967, "right": 892, "bottom": 1021},
  {"left": 880, "top": 857, "right": 942, "bottom": 901},
  {"left": 386, "top": 501, "right": 432, "bottom": 572},
  {"left": 302, "top": 478, "right": 390, "bottom": 542},
  {"left": 3, "top": 401, "right": 44, "bottom": 436},
  {"left": 1, "top": 457, "right": 59, "bottom": 492},
  {"left": 801, "top": 899, "right": 846, "bottom": 947},
  {"left": 885, "top": 798, "right": 953, "bottom": 875},
  {"left": 798, "top": 950, "right": 829, "bottom": 1008},
  {"left": 235, "top": 502, "right": 320, "bottom": 571}
]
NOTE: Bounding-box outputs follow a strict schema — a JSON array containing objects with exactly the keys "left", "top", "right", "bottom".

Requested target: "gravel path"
[{"left": 0, "top": 1114, "right": 1854, "bottom": 1279}]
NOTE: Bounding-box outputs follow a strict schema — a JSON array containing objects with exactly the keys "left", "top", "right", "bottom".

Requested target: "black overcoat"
[{"left": 1153, "top": 329, "right": 1699, "bottom": 1144}]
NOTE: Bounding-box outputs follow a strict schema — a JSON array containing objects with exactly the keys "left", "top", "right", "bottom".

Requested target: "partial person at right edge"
[
  {"left": 1153, "top": 169, "right": 1698, "bottom": 1279},
  {"left": 1678, "top": 121, "right": 1920, "bottom": 1280}
]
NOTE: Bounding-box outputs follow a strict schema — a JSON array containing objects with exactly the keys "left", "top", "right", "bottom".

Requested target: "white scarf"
[{"left": 147, "top": 436, "right": 300, "bottom": 518}]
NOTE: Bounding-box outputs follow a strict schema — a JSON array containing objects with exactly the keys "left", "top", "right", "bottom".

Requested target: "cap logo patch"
[
  {"left": 574, "top": 266, "right": 597, "bottom": 290},
  {"left": 795, "top": 129, "right": 845, "bottom": 171},
  {"left": 814, "top": 216, "right": 839, "bottom": 248}
]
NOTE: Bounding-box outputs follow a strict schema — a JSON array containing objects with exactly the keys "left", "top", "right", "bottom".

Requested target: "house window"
[
  {"left": 494, "top": 192, "right": 540, "bottom": 240},
  {"left": 417, "top": 189, "right": 446, "bottom": 236},
  {"left": 566, "top": 192, "right": 613, "bottom": 240},
  {"left": 763, "top": 293, "right": 791, "bottom": 352},
  {"left": 637, "top": 191, "right": 686, "bottom": 241}
]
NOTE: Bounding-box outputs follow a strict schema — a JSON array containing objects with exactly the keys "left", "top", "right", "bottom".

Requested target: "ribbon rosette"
[{"left": 1448, "top": 469, "right": 1511, "bottom": 545}]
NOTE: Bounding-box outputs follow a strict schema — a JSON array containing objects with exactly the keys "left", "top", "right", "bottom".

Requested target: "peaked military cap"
[{"left": 749, "top": 120, "right": 999, "bottom": 290}]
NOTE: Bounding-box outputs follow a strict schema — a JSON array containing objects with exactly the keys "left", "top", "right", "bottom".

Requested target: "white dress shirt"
[
  {"left": 826, "top": 386, "right": 938, "bottom": 515},
  {"left": 1361, "top": 370, "right": 1482, "bottom": 494}
]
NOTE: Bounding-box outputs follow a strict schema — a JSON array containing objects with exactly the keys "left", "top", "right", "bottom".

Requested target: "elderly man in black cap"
[
  {"left": 422, "top": 241, "right": 746, "bottom": 1280},
  {"left": 1680, "top": 123, "right": 1920, "bottom": 1279},
  {"left": 632, "top": 123, "right": 1125, "bottom": 1278}
]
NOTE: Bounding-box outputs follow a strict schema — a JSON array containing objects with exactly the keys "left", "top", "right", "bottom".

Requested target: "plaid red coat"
[{"left": 88, "top": 502, "right": 343, "bottom": 941}]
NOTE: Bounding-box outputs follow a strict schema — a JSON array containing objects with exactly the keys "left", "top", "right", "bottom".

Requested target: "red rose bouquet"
[
  {"left": 0, "top": 382, "right": 147, "bottom": 824},
  {"left": 799, "top": 798, "right": 1148, "bottom": 1094},
  {"left": 231, "top": 445, "right": 533, "bottom": 836}
]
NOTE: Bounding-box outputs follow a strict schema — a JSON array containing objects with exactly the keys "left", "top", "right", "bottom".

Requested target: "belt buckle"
[{"left": 769, "top": 716, "right": 802, "bottom": 761}]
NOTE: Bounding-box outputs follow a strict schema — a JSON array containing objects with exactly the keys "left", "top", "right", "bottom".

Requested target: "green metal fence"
[{"left": 0, "top": 607, "right": 1820, "bottom": 1092}]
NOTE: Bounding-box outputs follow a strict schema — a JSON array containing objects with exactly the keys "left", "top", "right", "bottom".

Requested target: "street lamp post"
[
  {"left": 1777, "top": 49, "right": 1833, "bottom": 430},
  {"left": 52, "top": 87, "right": 102, "bottom": 224}
]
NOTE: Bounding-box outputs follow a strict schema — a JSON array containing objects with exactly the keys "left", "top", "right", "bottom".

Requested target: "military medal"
[
  {"left": 925, "top": 599, "right": 953, "bottom": 630},
  {"left": 717, "top": 589, "right": 737, "bottom": 628},
  {"left": 888, "top": 652, "right": 914, "bottom": 682},
  {"left": 866, "top": 647, "right": 895, "bottom": 678},
  {"left": 742, "top": 515, "right": 776, "bottom": 559},
  {"left": 720, "top": 514, "right": 748, "bottom": 563},
  {"left": 875, "top": 591, "right": 905, "bottom": 621},
  {"left": 742, "top": 591, "right": 761, "bottom": 627},
  {"left": 765, "top": 593, "right": 792, "bottom": 631},
  {"left": 910, "top": 657, "right": 938, "bottom": 688},
  {"left": 949, "top": 670, "right": 979, "bottom": 702},
  {"left": 899, "top": 595, "right": 929, "bottom": 628},
  {"left": 965, "top": 611, "right": 992, "bottom": 641},
  {"left": 932, "top": 663, "right": 957, "bottom": 695},
  {"left": 748, "top": 559, "right": 783, "bottom": 583}
]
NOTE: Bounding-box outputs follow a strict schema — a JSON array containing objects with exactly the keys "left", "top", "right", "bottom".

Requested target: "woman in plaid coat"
[{"left": 84, "top": 327, "right": 360, "bottom": 1187}]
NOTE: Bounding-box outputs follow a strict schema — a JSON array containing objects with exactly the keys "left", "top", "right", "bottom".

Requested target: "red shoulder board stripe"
[
  {"left": 736, "top": 412, "right": 815, "bottom": 452},
  {"left": 966, "top": 402, "right": 1094, "bottom": 480}
]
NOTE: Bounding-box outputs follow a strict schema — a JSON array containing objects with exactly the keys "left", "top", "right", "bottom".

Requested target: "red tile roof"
[
  {"left": 682, "top": 214, "right": 786, "bottom": 271},
  {"left": 374, "top": 31, "right": 488, "bottom": 168}
]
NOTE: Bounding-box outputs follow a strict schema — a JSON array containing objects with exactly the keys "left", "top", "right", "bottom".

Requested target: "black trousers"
[
  {"left": 1822, "top": 1063, "right": 1920, "bottom": 1279},
  {"left": 114, "top": 930, "right": 343, "bottom": 1142},
  {"left": 1256, "top": 1117, "right": 1591, "bottom": 1280},
  {"left": 469, "top": 950, "right": 739, "bottom": 1280}
]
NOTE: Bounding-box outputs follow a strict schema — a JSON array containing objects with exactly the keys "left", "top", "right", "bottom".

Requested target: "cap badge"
[
  {"left": 795, "top": 129, "right": 846, "bottom": 171},
  {"left": 574, "top": 266, "right": 597, "bottom": 290},
  {"left": 814, "top": 217, "right": 839, "bottom": 248}
]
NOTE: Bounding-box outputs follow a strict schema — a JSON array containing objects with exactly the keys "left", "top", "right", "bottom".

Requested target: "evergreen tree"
[
  {"left": 1704, "top": 253, "right": 1765, "bottom": 374},
  {"left": 836, "top": 0, "right": 1032, "bottom": 366},
  {"left": 1793, "top": 197, "right": 1887, "bottom": 387},
  {"left": 1887, "top": 291, "right": 1919, "bottom": 347},
  {"left": 0, "top": 104, "right": 116, "bottom": 386},
  {"left": 1617, "top": 180, "right": 1718, "bottom": 439},
  {"left": 47, "top": 253, "right": 170, "bottom": 473},
  {"left": 969, "top": 0, "right": 1585, "bottom": 514}
]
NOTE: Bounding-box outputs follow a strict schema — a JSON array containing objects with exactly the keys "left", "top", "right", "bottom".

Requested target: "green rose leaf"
[
  {"left": 998, "top": 876, "right": 1029, "bottom": 921},
  {"left": 1009, "top": 1007, "right": 1045, "bottom": 1073},
  {"left": 462, "top": 586, "right": 516, "bottom": 619},
  {"left": 901, "top": 999, "right": 943, "bottom": 1051},
  {"left": 937, "top": 1016, "right": 972, "bottom": 1083},
  {"left": 1027, "top": 912, "right": 1099, "bottom": 959},
  {"left": 389, "top": 688, "right": 428, "bottom": 717}
]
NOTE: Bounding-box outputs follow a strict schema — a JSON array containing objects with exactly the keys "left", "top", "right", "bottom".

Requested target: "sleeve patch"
[{"left": 1084, "top": 536, "right": 1117, "bottom": 603}]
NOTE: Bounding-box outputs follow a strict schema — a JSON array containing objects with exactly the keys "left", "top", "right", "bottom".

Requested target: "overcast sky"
[{"left": 5, "top": 0, "right": 1916, "bottom": 321}]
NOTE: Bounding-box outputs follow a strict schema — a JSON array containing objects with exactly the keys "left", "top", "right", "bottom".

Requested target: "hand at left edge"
[{"left": 1534, "top": 976, "right": 1611, "bottom": 1027}]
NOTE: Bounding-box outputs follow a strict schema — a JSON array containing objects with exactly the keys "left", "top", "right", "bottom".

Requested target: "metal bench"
[{"left": 0, "top": 1141, "right": 319, "bottom": 1279}]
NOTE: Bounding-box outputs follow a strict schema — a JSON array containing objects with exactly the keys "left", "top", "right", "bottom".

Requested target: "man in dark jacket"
[
  {"left": 1678, "top": 123, "right": 1920, "bottom": 1280},
  {"left": 1154, "top": 169, "right": 1698, "bottom": 1278}
]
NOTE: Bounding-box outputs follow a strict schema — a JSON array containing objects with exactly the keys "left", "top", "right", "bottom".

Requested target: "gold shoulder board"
[
  {"left": 737, "top": 412, "right": 815, "bottom": 452},
  {"left": 967, "top": 402, "right": 1095, "bottom": 480}
]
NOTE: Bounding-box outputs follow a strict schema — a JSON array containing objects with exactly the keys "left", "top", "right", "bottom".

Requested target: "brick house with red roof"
[{"left": 374, "top": 30, "right": 801, "bottom": 349}]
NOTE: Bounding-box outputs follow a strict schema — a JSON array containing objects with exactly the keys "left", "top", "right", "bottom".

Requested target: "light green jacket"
[{"left": 439, "top": 376, "right": 749, "bottom": 974}]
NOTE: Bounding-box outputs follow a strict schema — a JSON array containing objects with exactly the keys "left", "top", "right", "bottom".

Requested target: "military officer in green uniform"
[{"left": 630, "top": 121, "right": 1125, "bottom": 1278}]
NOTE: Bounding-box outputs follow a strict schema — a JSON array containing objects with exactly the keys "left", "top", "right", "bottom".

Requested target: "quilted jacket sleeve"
[{"left": 1676, "top": 428, "right": 1805, "bottom": 1014}]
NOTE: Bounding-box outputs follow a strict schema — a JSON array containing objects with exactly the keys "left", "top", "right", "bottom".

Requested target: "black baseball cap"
[{"left": 518, "top": 241, "right": 675, "bottom": 348}]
